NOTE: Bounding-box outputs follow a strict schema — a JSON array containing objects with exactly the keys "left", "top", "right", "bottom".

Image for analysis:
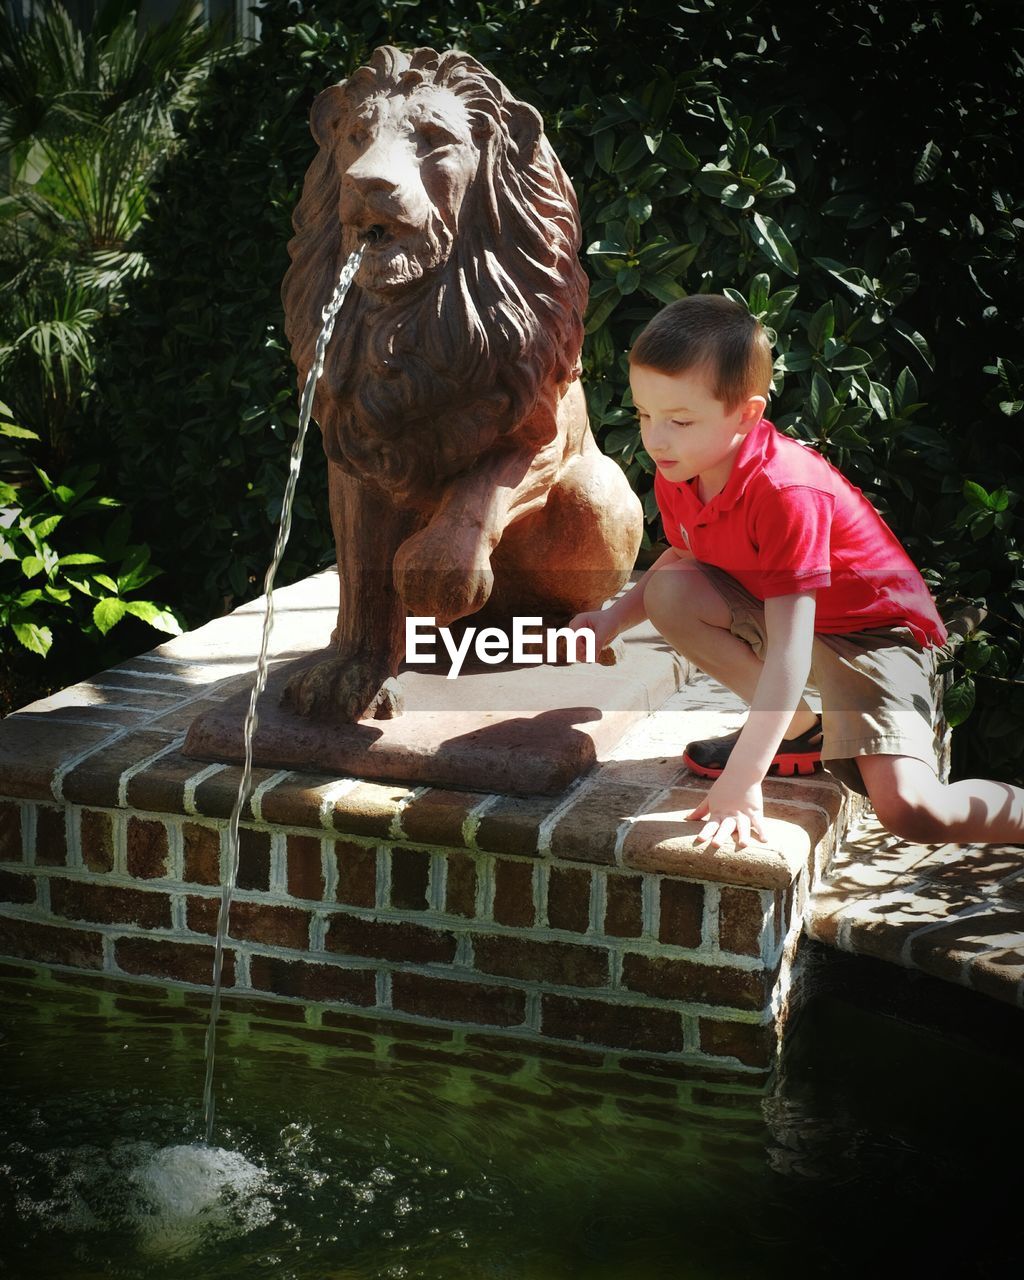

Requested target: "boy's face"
[{"left": 630, "top": 363, "right": 765, "bottom": 495}]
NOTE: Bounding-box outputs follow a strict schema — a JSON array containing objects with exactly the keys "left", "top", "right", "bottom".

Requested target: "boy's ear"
[{"left": 739, "top": 394, "right": 767, "bottom": 427}]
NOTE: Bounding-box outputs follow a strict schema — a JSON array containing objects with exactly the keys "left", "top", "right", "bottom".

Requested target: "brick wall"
[
  {"left": 0, "top": 572, "right": 857, "bottom": 1077},
  {"left": 0, "top": 770, "right": 851, "bottom": 1074}
]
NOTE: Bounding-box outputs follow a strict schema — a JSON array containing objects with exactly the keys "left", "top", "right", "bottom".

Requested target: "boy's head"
[
  {"left": 628, "top": 294, "right": 773, "bottom": 411},
  {"left": 628, "top": 296, "right": 773, "bottom": 491}
]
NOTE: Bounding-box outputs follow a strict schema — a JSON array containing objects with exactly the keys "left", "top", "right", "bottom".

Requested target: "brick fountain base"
[{"left": 0, "top": 570, "right": 858, "bottom": 1078}]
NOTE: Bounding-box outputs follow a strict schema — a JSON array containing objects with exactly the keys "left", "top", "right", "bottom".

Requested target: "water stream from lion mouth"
[{"left": 200, "top": 243, "right": 365, "bottom": 1145}]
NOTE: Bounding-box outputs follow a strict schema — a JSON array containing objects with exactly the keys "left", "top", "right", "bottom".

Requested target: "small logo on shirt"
[{"left": 679, "top": 522, "right": 691, "bottom": 549}]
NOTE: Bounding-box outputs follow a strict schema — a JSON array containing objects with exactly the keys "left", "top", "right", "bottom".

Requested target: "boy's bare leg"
[
  {"left": 643, "top": 559, "right": 820, "bottom": 738},
  {"left": 857, "top": 755, "right": 1024, "bottom": 845}
]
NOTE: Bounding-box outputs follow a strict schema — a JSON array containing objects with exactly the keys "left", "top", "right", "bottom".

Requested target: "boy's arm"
[
  {"left": 564, "top": 545, "right": 686, "bottom": 655},
  {"left": 688, "top": 591, "right": 817, "bottom": 849}
]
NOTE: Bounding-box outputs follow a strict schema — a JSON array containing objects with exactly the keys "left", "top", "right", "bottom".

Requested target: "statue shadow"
[{"left": 413, "top": 703, "right": 607, "bottom": 794}]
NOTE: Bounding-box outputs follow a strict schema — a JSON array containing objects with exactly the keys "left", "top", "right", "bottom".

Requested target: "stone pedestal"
[
  {"left": 0, "top": 571, "right": 854, "bottom": 1076},
  {"left": 182, "top": 571, "right": 687, "bottom": 796}
]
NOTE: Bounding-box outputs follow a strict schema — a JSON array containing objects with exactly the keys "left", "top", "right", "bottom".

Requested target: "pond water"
[{"left": 0, "top": 956, "right": 1020, "bottom": 1280}]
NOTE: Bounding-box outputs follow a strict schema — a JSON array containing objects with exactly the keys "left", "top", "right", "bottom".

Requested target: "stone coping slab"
[
  {"left": 0, "top": 569, "right": 849, "bottom": 891},
  {"left": 806, "top": 812, "right": 1024, "bottom": 1009}
]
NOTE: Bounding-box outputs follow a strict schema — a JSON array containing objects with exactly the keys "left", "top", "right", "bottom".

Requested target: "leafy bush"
[
  {"left": 0, "top": 401, "right": 181, "bottom": 713},
  {"left": 0, "top": 0, "right": 221, "bottom": 449},
  {"left": 0, "top": 0, "right": 220, "bottom": 709},
  {"left": 82, "top": 0, "right": 1022, "bottom": 779}
]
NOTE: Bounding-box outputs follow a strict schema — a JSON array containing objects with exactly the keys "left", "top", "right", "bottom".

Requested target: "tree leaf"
[
  {"left": 943, "top": 676, "right": 976, "bottom": 727},
  {"left": 889, "top": 317, "right": 935, "bottom": 370},
  {"left": 751, "top": 212, "right": 799, "bottom": 277},
  {"left": 93, "top": 597, "right": 129, "bottom": 635},
  {"left": 913, "top": 139, "right": 942, "bottom": 185},
  {"left": 868, "top": 381, "right": 894, "bottom": 420},
  {"left": 829, "top": 347, "right": 872, "bottom": 371},
  {"left": 759, "top": 178, "right": 796, "bottom": 199},
  {"left": 31, "top": 515, "right": 62, "bottom": 540},
  {"left": 642, "top": 275, "right": 687, "bottom": 304},
  {"left": 807, "top": 301, "right": 834, "bottom": 349},
  {"left": 894, "top": 367, "right": 918, "bottom": 411},
  {"left": 810, "top": 372, "right": 835, "bottom": 420},
  {"left": 656, "top": 132, "right": 698, "bottom": 171},
  {"left": 594, "top": 130, "right": 615, "bottom": 173},
  {"left": 612, "top": 134, "right": 650, "bottom": 173},
  {"left": 963, "top": 480, "right": 993, "bottom": 510},
  {"left": 12, "top": 621, "right": 52, "bottom": 657},
  {"left": 748, "top": 272, "right": 771, "bottom": 316},
  {"left": 584, "top": 290, "right": 620, "bottom": 334},
  {"left": 0, "top": 422, "right": 41, "bottom": 441},
  {"left": 124, "top": 600, "right": 183, "bottom": 634},
  {"left": 775, "top": 349, "right": 811, "bottom": 373},
  {"left": 57, "top": 553, "right": 105, "bottom": 566}
]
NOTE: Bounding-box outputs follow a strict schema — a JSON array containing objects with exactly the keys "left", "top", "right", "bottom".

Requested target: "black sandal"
[{"left": 683, "top": 715, "right": 824, "bottom": 779}]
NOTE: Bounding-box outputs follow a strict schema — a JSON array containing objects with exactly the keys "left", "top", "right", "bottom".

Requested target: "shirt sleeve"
[{"left": 751, "top": 484, "right": 834, "bottom": 596}]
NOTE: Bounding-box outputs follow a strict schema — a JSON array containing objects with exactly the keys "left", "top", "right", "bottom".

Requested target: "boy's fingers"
[
  {"left": 707, "top": 817, "right": 736, "bottom": 849},
  {"left": 687, "top": 800, "right": 709, "bottom": 822},
  {"left": 551, "top": 628, "right": 592, "bottom": 664},
  {"left": 570, "top": 627, "right": 597, "bottom": 661},
  {"left": 694, "top": 814, "right": 763, "bottom": 848}
]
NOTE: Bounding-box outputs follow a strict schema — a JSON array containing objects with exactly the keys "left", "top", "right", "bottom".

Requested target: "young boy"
[{"left": 569, "top": 295, "right": 1024, "bottom": 851}]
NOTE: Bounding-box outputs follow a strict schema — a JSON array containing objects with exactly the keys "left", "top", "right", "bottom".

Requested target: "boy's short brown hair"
[{"left": 629, "top": 294, "right": 774, "bottom": 409}]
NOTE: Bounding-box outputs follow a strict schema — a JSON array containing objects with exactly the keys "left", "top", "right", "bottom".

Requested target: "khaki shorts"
[{"left": 698, "top": 563, "right": 943, "bottom": 796}]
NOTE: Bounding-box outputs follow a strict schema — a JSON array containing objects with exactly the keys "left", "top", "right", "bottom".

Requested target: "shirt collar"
[{"left": 705, "top": 416, "right": 773, "bottom": 512}]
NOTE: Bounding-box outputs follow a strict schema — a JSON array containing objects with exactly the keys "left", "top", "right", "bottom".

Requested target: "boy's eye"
[{"left": 671, "top": 420, "right": 694, "bottom": 428}]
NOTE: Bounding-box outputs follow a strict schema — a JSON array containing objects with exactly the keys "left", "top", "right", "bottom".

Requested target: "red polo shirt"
[{"left": 653, "top": 417, "right": 947, "bottom": 647}]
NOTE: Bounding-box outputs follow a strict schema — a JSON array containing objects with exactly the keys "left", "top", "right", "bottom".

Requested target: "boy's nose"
[{"left": 642, "top": 418, "right": 669, "bottom": 451}]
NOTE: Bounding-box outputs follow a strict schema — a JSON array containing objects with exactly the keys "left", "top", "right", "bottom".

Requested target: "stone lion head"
[{"left": 282, "top": 46, "right": 588, "bottom": 506}]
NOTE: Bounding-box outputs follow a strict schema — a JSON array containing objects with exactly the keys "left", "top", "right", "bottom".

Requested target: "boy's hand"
[
  {"left": 687, "top": 775, "right": 767, "bottom": 850},
  {"left": 558, "top": 608, "right": 618, "bottom": 662}
]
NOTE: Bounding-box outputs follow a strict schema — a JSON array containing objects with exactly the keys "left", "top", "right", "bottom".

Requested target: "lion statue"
[{"left": 281, "top": 45, "right": 643, "bottom": 721}]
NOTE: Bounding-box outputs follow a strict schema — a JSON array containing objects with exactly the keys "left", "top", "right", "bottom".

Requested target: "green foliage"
[
  {"left": 0, "top": 0, "right": 221, "bottom": 710},
  {"left": 0, "top": 400, "right": 181, "bottom": 712},
  {"left": 68, "top": 0, "right": 1024, "bottom": 780},
  {"left": 0, "top": 0, "right": 221, "bottom": 452}
]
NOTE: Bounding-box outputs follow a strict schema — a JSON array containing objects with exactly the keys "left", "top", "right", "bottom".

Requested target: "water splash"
[
  {"left": 201, "top": 245, "right": 365, "bottom": 1144},
  {"left": 131, "top": 1143, "right": 271, "bottom": 1257},
  {"left": 9, "top": 1137, "right": 273, "bottom": 1262}
]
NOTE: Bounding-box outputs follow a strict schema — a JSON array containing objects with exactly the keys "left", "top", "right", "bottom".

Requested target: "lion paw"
[
  {"left": 394, "top": 528, "right": 495, "bottom": 624},
  {"left": 596, "top": 638, "right": 625, "bottom": 666},
  {"left": 281, "top": 656, "right": 404, "bottom": 722}
]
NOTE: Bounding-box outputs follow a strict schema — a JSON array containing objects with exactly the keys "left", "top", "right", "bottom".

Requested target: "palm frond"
[{"left": 0, "top": 1, "right": 229, "bottom": 450}]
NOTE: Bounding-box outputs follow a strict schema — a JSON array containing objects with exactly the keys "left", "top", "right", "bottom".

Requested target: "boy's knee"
[
  {"left": 643, "top": 562, "right": 725, "bottom": 632},
  {"left": 867, "top": 785, "right": 946, "bottom": 845}
]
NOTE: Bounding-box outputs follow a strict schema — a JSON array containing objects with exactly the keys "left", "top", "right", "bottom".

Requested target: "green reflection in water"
[{"left": 0, "top": 961, "right": 1020, "bottom": 1280}]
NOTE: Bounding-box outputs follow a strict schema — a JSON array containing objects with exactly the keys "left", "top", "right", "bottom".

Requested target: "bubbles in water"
[
  {"left": 6, "top": 1135, "right": 275, "bottom": 1262},
  {"left": 130, "top": 1142, "right": 274, "bottom": 1258},
  {"left": 133, "top": 1143, "right": 261, "bottom": 1216}
]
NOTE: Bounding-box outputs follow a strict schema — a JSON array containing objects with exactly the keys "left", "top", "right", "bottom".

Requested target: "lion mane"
[{"left": 281, "top": 46, "right": 588, "bottom": 506}]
